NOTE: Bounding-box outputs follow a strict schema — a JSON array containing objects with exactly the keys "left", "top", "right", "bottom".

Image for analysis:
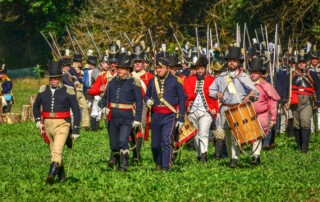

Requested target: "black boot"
[
  {"left": 108, "top": 152, "right": 118, "bottom": 168},
  {"left": 58, "top": 164, "right": 66, "bottom": 183},
  {"left": 251, "top": 155, "right": 261, "bottom": 166},
  {"left": 301, "top": 128, "right": 311, "bottom": 153},
  {"left": 294, "top": 129, "right": 302, "bottom": 150},
  {"left": 46, "top": 162, "right": 59, "bottom": 184},
  {"left": 96, "top": 120, "right": 100, "bottom": 130},
  {"left": 214, "top": 139, "right": 224, "bottom": 160},
  {"left": 229, "top": 159, "right": 238, "bottom": 168},
  {"left": 119, "top": 149, "right": 129, "bottom": 172},
  {"left": 90, "top": 118, "right": 97, "bottom": 131},
  {"left": 132, "top": 138, "right": 143, "bottom": 163},
  {"left": 200, "top": 152, "right": 207, "bottom": 163},
  {"left": 287, "top": 119, "right": 294, "bottom": 137}
]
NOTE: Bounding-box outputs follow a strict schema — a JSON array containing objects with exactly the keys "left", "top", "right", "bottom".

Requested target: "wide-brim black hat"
[
  {"left": 248, "top": 58, "right": 264, "bottom": 72},
  {"left": 45, "top": 60, "right": 63, "bottom": 77},
  {"left": 298, "top": 54, "right": 308, "bottom": 62},
  {"left": 224, "top": 46, "right": 244, "bottom": 61},
  {"left": 87, "top": 55, "right": 97, "bottom": 65},
  {"left": 116, "top": 53, "right": 133, "bottom": 71}
]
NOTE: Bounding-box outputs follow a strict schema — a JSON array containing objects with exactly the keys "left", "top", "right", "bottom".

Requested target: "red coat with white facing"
[{"left": 183, "top": 74, "right": 219, "bottom": 115}]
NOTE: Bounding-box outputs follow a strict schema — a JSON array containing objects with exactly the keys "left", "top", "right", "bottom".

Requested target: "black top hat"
[
  {"left": 248, "top": 58, "right": 264, "bottom": 72},
  {"left": 108, "top": 42, "right": 120, "bottom": 63},
  {"left": 117, "top": 53, "right": 132, "bottom": 71},
  {"left": 132, "top": 45, "right": 145, "bottom": 61},
  {"left": 195, "top": 56, "right": 208, "bottom": 67},
  {"left": 309, "top": 50, "right": 319, "bottom": 59},
  {"left": 87, "top": 55, "right": 97, "bottom": 65},
  {"left": 168, "top": 52, "right": 179, "bottom": 67},
  {"left": 73, "top": 54, "right": 83, "bottom": 62},
  {"left": 61, "top": 57, "right": 72, "bottom": 66},
  {"left": 45, "top": 61, "right": 63, "bottom": 77},
  {"left": 225, "top": 46, "right": 243, "bottom": 61}
]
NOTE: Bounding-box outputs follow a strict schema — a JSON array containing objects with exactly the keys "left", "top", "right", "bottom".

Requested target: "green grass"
[
  {"left": 3, "top": 78, "right": 320, "bottom": 201},
  {"left": 1, "top": 121, "right": 320, "bottom": 201}
]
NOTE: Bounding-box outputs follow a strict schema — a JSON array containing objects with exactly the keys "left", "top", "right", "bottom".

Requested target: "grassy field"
[{"left": 1, "top": 78, "right": 320, "bottom": 201}]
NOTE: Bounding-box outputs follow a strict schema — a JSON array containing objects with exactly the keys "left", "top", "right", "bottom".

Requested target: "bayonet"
[{"left": 40, "top": 31, "right": 60, "bottom": 59}]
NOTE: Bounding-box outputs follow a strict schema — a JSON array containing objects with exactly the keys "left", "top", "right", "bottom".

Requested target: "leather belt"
[
  {"left": 110, "top": 102, "right": 134, "bottom": 110},
  {"left": 42, "top": 112, "right": 71, "bottom": 119}
]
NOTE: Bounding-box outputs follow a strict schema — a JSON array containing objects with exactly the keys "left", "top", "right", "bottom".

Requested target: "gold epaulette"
[
  {"left": 65, "top": 85, "right": 76, "bottom": 95},
  {"left": 133, "top": 77, "right": 142, "bottom": 87},
  {"left": 174, "top": 75, "right": 183, "bottom": 84},
  {"left": 39, "top": 85, "right": 47, "bottom": 93}
]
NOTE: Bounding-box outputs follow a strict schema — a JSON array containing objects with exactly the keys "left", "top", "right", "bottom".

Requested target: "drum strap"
[{"left": 154, "top": 76, "right": 177, "bottom": 114}]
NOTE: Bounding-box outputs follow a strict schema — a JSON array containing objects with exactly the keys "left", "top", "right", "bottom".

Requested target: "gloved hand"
[
  {"left": 132, "top": 120, "right": 142, "bottom": 128},
  {"left": 36, "top": 121, "right": 44, "bottom": 130},
  {"left": 103, "top": 107, "right": 110, "bottom": 116},
  {"left": 146, "top": 99, "right": 154, "bottom": 107},
  {"left": 72, "top": 134, "right": 80, "bottom": 140},
  {"left": 175, "top": 121, "right": 184, "bottom": 130}
]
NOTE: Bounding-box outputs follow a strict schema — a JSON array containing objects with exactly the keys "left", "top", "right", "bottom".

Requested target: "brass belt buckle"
[{"left": 50, "top": 112, "right": 54, "bottom": 118}]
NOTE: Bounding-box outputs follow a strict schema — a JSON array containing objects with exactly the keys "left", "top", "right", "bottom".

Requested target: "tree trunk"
[
  {"left": 2, "top": 113, "right": 21, "bottom": 124},
  {"left": 21, "top": 105, "right": 31, "bottom": 122},
  {"left": 29, "top": 94, "right": 37, "bottom": 121}
]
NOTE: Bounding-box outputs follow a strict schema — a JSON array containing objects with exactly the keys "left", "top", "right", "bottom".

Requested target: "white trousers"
[
  {"left": 91, "top": 95, "right": 102, "bottom": 121},
  {"left": 188, "top": 110, "right": 213, "bottom": 156}
]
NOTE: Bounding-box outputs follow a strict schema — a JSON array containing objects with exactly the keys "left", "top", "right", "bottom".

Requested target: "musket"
[
  {"left": 254, "top": 29, "right": 260, "bottom": 44},
  {"left": 206, "top": 24, "right": 210, "bottom": 73},
  {"left": 260, "top": 24, "right": 265, "bottom": 42},
  {"left": 48, "top": 32, "right": 63, "bottom": 59},
  {"left": 236, "top": 23, "right": 240, "bottom": 47},
  {"left": 272, "top": 24, "right": 278, "bottom": 84},
  {"left": 242, "top": 23, "right": 247, "bottom": 71},
  {"left": 265, "top": 25, "right": 274, "bottom": 86},
  {"left": 195, "top": 27, "right": 200, "bottom": 57},
  {"left": 148, "top": 28, "right": 155, "bottom": 52},
  {"left": 245, "top": 23, "right": 252, "bottom": 47},
  {"left": 214, "top": 22, "right": 220, "bottom": 48},
  {"left": 210, "top": 28, "right": 213, "bottom": 50},
  {"left": 86, "top": 27, "right": 102, "bottom": 59},
  {"left": 65, "top": 26, "right": 77, "bottom": 54},
  {"left": 123, "top": 32, "right": 134, "bottom": 47},
  {"left": 73, "top": 36, "right": 87, "bottom": 60},
  {"left": 103, "top": 29, "right": 112, "bottom": 43},
  {"left": 40, "top": 31, "right": 60, "bottom": 59},
  {"left": 173, "top": 33, "right": 184, "bottom": 56}
]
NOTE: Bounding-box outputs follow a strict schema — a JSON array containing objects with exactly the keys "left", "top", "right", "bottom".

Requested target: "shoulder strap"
[{"left": 154, "top": 76, "right": 177, "bottom": 114}]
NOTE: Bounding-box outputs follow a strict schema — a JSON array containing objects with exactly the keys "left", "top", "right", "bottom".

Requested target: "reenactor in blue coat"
[
  {"left": 101, "top": 53, "right": 143, "bottom": 171},
  {"left": 284, "top": 50, "right": 320, "bottom": 153},
  {"left": 33, "top": 60, "right": 80, "bottom": 184},
  {"left": 144, "top": 56, "right": 186, "bottom": 172},
  {"left": 0, "top": 64, "right": 13, "bottom": 113}
]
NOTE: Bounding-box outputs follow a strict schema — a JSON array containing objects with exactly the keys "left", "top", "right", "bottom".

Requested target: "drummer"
[
  {"left": 248, "top": 58, "right": 280, "bottom": 165},
  {"left": 209, "top": 46, "right": 259, "bottom": 168}
]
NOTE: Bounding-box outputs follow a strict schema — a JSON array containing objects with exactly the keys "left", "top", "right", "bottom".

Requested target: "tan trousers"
[
  {"left": 76, "top": 89, "right": 90, "bottom": 127},
  {"left": 188, "top": 110, "right": 213, "bottom": 156},
  {"left": 44, "top": 119, "right": 70, "bottom": 164},
  {"left": 292, "top": 94, "right": 313, "bottom": 129}
]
